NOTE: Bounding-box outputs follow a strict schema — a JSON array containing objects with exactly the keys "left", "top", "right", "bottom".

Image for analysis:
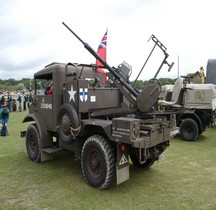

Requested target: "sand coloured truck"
[
  {"left": 21, "top": 23, "right": 178, "bottom": 189},
  {"left": 158, "top": 75, "right": 216, "bottom": 141}
]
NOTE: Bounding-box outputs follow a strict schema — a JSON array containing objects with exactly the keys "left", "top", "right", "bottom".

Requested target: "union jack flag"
[
  {"left": 98, "top": 31, "right": 107, "bottom": 49},
  {"left": 96, "top": 30, "right": 107, "bottom": 84}
]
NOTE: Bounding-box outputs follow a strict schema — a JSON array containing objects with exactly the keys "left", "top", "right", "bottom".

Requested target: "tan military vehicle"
[{"left": 159, "top": 75, "right": 216, "bottom": 141}]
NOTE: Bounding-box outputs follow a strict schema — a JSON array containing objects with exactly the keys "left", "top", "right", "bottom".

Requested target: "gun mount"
[{"left": 62, "top": 22, "right": 160, "bottom": 113}]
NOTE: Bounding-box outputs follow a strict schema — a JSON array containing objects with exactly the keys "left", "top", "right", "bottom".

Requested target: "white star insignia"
[{"left": 68, "top": 85, "right": 76, "bottom": 102}]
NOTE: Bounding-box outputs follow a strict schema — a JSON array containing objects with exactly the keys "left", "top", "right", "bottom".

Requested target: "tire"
[
  {"left": 26, "top": 124, "right": 41, "bottom": 162},
  {"left": 81, "top": 135, "right": 115, "bottom": 190},
  {"left": 179, "top": 118, "right": 199, "bottom": 141},
  {"left": 130, "top": 151, "right": 155, "bottom": 169},
  {"left": 57, "top": 104, "right": 80, "bottom": 145}
]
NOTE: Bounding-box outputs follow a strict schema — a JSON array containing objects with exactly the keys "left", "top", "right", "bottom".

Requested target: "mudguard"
[
  {"left": 23, "top": 113, "right": 52, "bottom": 148},
  {"left": 81, "top": 119, "right": 112, "bottom": 140}
]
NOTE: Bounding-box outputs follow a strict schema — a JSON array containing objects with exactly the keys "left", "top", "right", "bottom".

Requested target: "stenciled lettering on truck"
[{"left": 40, "top": 97, "right": 52, "bottom": 109}]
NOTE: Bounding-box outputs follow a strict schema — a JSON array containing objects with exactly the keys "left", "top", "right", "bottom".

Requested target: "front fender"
[
  {"left": 80, "top": 119, "right": 112, "bottom": 140},
  {"left": 23, "top": 113, "right": 52, "bottom": 148}
]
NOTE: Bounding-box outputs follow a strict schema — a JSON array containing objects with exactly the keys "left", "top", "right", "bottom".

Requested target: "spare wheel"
[{"left": 57, "top": 104, "right": 80, "bottom": 144}]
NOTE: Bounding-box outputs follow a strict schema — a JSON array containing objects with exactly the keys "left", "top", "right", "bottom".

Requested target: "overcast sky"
[{"left": 1, "top": 0, "right": 216, "bottom": 81}]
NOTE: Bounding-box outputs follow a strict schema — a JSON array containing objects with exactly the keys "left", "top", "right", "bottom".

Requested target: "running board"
[
  {"left": 41, "top": 147, "right": 62, "bottom": 162},
  {"left": 42, "top": 147, "right": 62, "bottom": 154}
]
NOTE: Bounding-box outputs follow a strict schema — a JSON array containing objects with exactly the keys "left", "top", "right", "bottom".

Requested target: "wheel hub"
[
  {"left": 29, "top": 135, "right": 36, "bottom": 154},
  {"left": 61, "top": 114, "right": 71, "bottom": 135},
  {"left": 88, "top": 150, "right": 102, "bottom": 178}
]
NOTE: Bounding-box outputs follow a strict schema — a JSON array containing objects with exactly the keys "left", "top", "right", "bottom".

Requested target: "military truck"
[
  {"left": 158, "top": 76, "right": 216, "bottom": 141},
  {"left": 21, "top": 23, "right": 177, "bottom": 190}
]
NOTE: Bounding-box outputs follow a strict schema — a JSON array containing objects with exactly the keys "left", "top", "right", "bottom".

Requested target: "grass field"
[{"left": 0, "top": 110, "right": 216, "bottom": 210}]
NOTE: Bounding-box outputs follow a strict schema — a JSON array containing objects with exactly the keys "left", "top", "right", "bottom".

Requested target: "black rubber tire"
[
  {"left": 130, "top": 152, "right": 155, "bottom": 169},
  {"left": 57, "top": 104, "right": 79, "bottom": 145},
  {"left": 26, "top": 124, "right": 41, "bottom": 162},
  {"left": 179, "top": 118, "right": 199, "bottom": 141},
  {"left": 81, "top": 135, "right": 115, "bottom": 190}
]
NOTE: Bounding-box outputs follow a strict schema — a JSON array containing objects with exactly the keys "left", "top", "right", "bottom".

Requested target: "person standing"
[
  {"left": 7, "top": 92, "right": 12, "bottom": 112},
  {"left": 17, "top": 93, "right": 22, "bottom": 112},
  {"left": 0, "top": 107, "right": 10, "bottom": 136},
  {"left": 199, "top": 66, "right": 205, "bottom": 84},
  {"left": 0, "top": 93, "right": 5, "bottom": 108},
  {"left": 23, "top": 94, "right": 28, "bottom": 111},
  {"left": 28, "top": 92, "right": 33, "bottom": 107}
]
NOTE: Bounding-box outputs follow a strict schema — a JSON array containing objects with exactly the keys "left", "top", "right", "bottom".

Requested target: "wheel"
[
  {"left": 57, "top": 104, "right": 80, "bottom": 145},
  {"left": 81, "top": 135, "right": 115, "bottom": 190},
  {"left": 26, "top": 124, "right": 41, "bottom": 162},
  {"left": 130, "top": 151, "right": 155, "bottom": 169},
  {"left": 179, "top": 118, "right": 199, "bottom": 141}
]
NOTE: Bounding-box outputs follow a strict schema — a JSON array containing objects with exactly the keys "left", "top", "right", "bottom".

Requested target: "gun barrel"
[
  {"left": 62, "top": 22, "right": 138, "bottom": 97},
  {"left": 62, "top": 22, "right": 85, "bottom": 45}
]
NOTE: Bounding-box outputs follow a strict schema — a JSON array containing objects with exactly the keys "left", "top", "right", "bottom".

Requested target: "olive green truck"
[{"left": 21, "top": 23, "right": 177, "bottom": 189}]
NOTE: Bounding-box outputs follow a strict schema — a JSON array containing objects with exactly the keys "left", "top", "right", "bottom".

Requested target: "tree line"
[
  {"left": 0, "top": 78, "right": 33, "bottom": 92},
  {"left": 0, "top": 77, "right": 176, "bottom": 92},
  {"left": 131, "top": 78, "right": 176, "bottom": 90}
]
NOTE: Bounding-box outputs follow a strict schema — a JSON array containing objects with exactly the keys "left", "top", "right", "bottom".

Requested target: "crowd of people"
[{"left": 0, "top": 92, "right": 33, "bottom": 136}]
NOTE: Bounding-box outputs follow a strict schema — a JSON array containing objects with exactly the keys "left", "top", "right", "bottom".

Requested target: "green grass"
[{"left": 0, "top": 110, "right": 216, "bottom": 210}]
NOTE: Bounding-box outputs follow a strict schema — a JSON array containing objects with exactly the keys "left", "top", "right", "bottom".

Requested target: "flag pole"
[{"left": 178, "top": 55, "right": 180, "bottom": 77}]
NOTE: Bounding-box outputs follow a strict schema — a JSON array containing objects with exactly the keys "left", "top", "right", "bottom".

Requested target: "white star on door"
[{"left": 68, "top": 85, "right": 76, "bottom": 102}]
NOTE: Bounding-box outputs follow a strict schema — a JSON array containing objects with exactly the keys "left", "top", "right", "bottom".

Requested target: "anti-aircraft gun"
[{"left": 21, "top": 22, "right": 178, "bottom": 190}]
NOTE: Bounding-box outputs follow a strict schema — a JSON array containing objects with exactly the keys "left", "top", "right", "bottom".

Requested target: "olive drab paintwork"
[{"left": 21, "top": 24, "right": 178, "bottom": 189}]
